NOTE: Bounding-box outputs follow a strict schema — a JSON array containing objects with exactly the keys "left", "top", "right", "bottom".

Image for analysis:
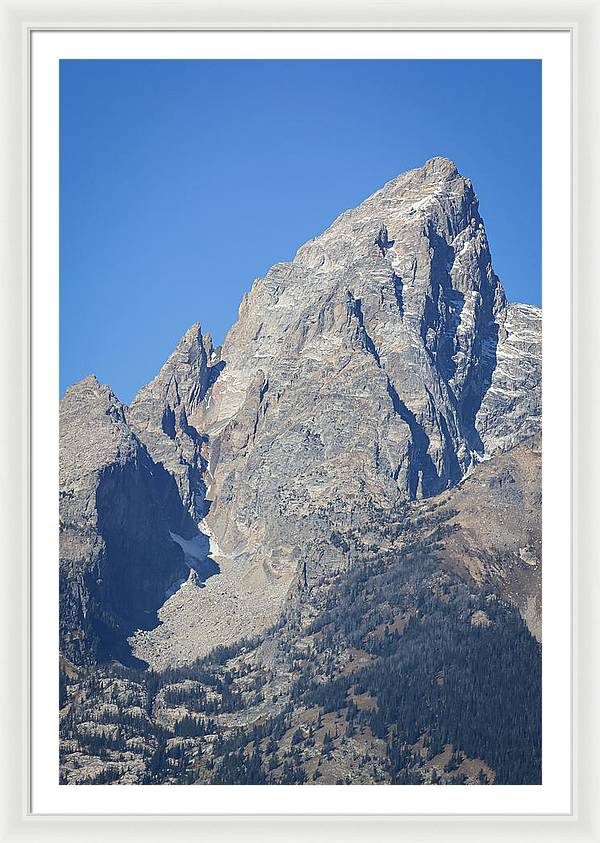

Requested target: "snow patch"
[{"left": 168, "top": 528, "right": 221, "bottom": 591}]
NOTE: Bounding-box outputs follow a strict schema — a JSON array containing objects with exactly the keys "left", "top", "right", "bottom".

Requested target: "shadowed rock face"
[{"left": 59, "top": 376, "right": 194, "bottom": 665}]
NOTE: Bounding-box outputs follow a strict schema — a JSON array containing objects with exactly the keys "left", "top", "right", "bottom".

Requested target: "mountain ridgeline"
[{"left": 59, "top": 158, "right": 542, "bottom": 785}]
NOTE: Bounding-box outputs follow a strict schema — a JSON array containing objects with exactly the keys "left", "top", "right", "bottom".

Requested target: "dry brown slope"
[{"left": 423, "top": 434, "right": 541, "bottom": 639}]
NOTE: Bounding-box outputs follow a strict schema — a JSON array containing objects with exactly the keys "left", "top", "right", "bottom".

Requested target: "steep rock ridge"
[
  {"left": 59, "top": 376, "right": 193, "bottom": 665},
  {"left": 201, "top": 158, "right": 506, "bottom": 565},
  {"left": 127, "top": 323, "right": 221, "bottom": 521},
  {"left": 475, "top": 303, "right": 542, "bottom": 454}
]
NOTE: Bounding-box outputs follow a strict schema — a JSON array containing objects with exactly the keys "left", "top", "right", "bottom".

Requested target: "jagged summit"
[
  {"left": 60, "top": 374, "right": 136, "bottom": 480},
  {"left": 65, "top": 372, "right": 102, "bottom": 392},
  {"left": 297, "top": 157, "right": 480, "bottom": 266},
  {"left": 379, "top": 156, "right": 461, "bottom": 192},
  {"left": 127, "top": 160, "right": 540, "bottom": 664},
  {"left": 125, "top": 322, "right": 217, "bottom": 521},
  {"left": 59, "top": 372, "right": 192, "bottom": 664},
  {"left": 131, "top": 324, "right": 210, "bottom": 419},
  {"left": 204, "top": 157, "right": 503, "bottom": 491},
  {"left": 63, "top": 373, "right": 119, "bottom": 406},
  {"left": 421, "top": 155, "right": 460, "bottom": 175}
]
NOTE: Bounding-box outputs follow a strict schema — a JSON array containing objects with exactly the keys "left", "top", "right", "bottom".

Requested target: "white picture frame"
[{"left": 1, "top": 1, "right": 598, "bottom": 840}]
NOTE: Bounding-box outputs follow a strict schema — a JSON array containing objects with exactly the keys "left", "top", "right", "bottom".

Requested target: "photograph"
[{"left": 58, "top": 58, "right": 543, "bottom": 787}]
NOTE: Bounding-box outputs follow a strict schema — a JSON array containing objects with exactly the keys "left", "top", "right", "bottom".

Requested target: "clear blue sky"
[{"left": 60, "top": 59, "right": 541, "bottom": 403}]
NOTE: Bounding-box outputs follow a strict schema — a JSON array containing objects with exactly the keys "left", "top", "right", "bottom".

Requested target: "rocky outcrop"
[
  {"left": 127, "top": 324, "right": 221, "bottom": 521},
  {"left": 59, "top": 376, "right": 194, "bottom": 665},
  {"left": 197, "top": 159, "right": 506, "bottom": 576},
  {"left": 475, "top": 303, "right": 541, "bottom": 454}
]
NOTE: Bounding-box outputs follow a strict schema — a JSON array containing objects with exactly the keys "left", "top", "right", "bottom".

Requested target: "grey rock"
[
  {"left": 202, "top": 157, "right": 507, "bottom": 564},
  {"left": 59, "top": 375, "right": 193, "bottom": 665},
  {"left": 66, "top": 158, "right": 542, "bottom": 669},
  {"left": 129, "top": 157, "right": 542, "bottom": 667},
  {"left": 127, "top": 323, "right": 221, "bottom": 521},
  {"left": 475, "top": 303, "right": 541, "bottom": 454}
]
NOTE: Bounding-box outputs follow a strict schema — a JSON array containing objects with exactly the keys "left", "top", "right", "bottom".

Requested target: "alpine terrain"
[{"left": 59, "top": 158, "right": 542, "bottom": 786}]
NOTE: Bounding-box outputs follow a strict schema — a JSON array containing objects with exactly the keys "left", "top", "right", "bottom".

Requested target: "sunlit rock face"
[
  {"left": 475, "top": 303, "right": 542, "bottom": 455},
  {"left": 199, "top": 158, "right": 509, "bottom": 563}
]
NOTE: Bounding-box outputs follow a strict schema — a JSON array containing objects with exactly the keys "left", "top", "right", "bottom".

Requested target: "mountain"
[
  {"left": 202, "top": 157, "right": 505, "bottom": 540},
  {"left": 122, "top": 157, "right": 541, "bottom": 665},
  {"left": 59, "top": 158, "right": 542, "bottom": 785}
]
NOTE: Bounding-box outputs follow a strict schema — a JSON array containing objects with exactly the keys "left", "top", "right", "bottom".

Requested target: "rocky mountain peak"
[
  {"left": 60, "top": 374, "right": 193, "bottom": 664},
  {"left": 60, "top": 159, "right": 542, "bottom": 670},
  {"left": 126, "top": 322, "right": 223, "bottom": 521},
  {"left": 421, "top": 155, "right": 459, "bottom": 176},
  {"left": 63, "top": 372, "right": 120, "bottom": 412},
  {"left": 130, "top": 322, "right": 209, "bottom": 428},
  {"left": 378, "top": 156, "right": 462, "bottom": 198},
  {"left": 166, "top": 160, "right": 536, "bottom": 625},
  {"left": 203, "top": 160, "right": 505, "bottom": 501},
  {"left": 60, "top": 375, "right": 137, "bottom": 484}
]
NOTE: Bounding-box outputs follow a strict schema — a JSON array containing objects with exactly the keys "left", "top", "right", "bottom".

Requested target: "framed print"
[{"left": 0, "top": 2, "right": 599, "bottom": 841}]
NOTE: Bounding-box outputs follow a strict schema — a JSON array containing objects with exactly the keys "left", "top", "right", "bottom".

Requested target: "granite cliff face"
[
  {"left": 59, "top": 376, "right": 195, "bottom": 665},
  {"left": 202, "top": 157, "right": 507, "bottom": 563},
  {"left": 60, "top": 158, "right": 542, "bottom": 669},
  {"left": 199, "top": 159, "right": 540, "bottom": 598},
  {"left": 475, "top": 303, "right": 542, "bottom": 454},
  {"left": 123, "top": 158, "right": 541, "bottom": 666},
  {"left": 127, "top": 323, "right": 221, "bottom": 522}
]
